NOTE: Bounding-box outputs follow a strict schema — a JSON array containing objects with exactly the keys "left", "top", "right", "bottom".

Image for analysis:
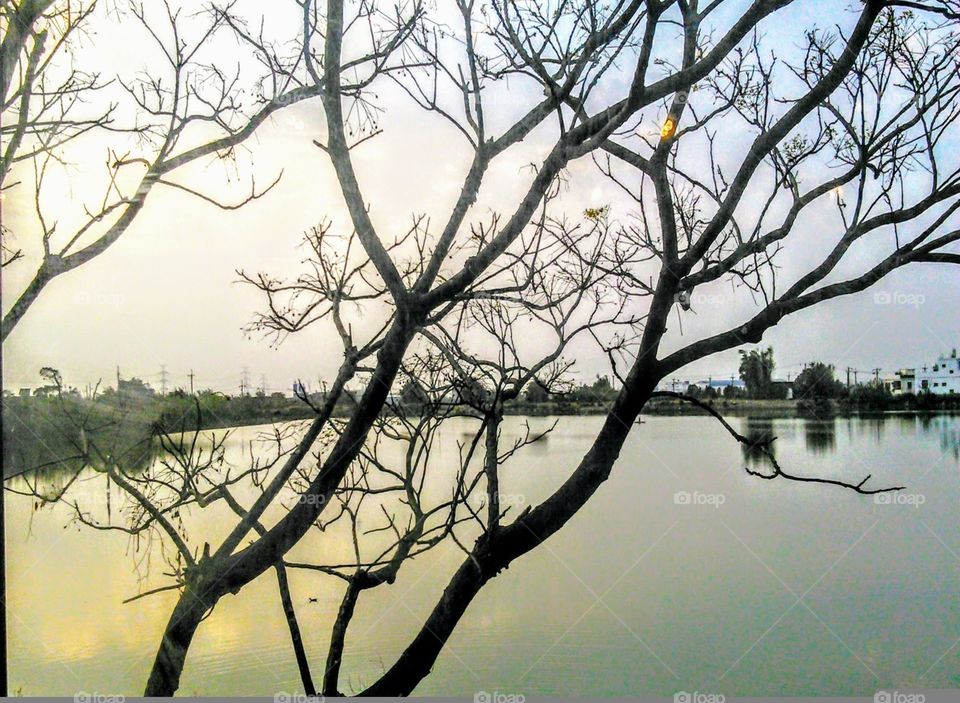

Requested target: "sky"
[{"left": 2, "top": 0, "right": 958, "bottom": 395}]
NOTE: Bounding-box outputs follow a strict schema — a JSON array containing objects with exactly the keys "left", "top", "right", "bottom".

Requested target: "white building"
[
  {"left": 883, "top": 368, "right": 917, "bottom": 396},
  {"left": 663, "top": 378, "right": 746, "bottom": 393},
  {"left": 916, "top": 350, "right": 960, "bottom": 395}
]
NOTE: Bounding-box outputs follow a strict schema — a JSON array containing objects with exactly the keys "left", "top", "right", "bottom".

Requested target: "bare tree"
[
  {"left": 14, "top": 202, "right": 626, "bottom": 695},
  {"left": 7, "top": 0, "right": 960, "bottom": 696},
  {"left": 135, "top": 0, "right": 959, "bottom": 695},
  {"left": 0, "top": 0, "right": 424, "bottom": 341}
]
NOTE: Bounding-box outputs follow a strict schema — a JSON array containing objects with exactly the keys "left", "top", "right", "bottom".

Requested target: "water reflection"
[
  {"left": 6, "top": 413, "right": 960, "bottom": 697},
  {"left": 856, "top": 412, "right": 960, "bottom": 461},
  {"left": 929, "top": 414, "right": 960, "bottom": 460},
  {"left": 848, "top": 415, "right": 885, "bottom": 444},
  {"left": 2, "top": 397, "right": 157, "bottom": 481},
  {"left": 739, "top": 413, "right": 959, "bottom": 462},
  {"left": 739, "top": 415, "right": 840, "bottom": 465},
  {"left": 741, "top": 416, "right": 777, "bottom": 469},
  {"left": 803, "top": 418, "right": 837, "bottom": 454}
]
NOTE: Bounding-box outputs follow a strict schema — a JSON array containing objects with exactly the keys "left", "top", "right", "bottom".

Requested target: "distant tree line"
[{"left": 735, "top": 350, "right": 959, "bottom": 415}]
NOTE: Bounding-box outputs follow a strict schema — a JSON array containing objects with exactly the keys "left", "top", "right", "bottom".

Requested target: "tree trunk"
[
  {"left": 322, "top": 577, "right": 360, "bottom": 696},
  {"left": 360, "top": 556, "right": 488, "bottom": 696},
  {"left": 362, "top": 376, "right": 658, "bottom": 695},
  {"left": 143, "top": 317, "right": 417, "bottom": 694},
  {"left": 276, "top": 563, "right": 315, "bottom": 696},
  {"left": 144, "top": 590, "right": 210, "bottom": 696}
]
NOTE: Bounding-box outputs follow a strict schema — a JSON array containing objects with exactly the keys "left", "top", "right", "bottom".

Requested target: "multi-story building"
[
  {"left": 916, "top": 349, "right": 960, "bottom": 395},
  {"left": 884, "top": 368, "right": 917, "bottom": 395}
]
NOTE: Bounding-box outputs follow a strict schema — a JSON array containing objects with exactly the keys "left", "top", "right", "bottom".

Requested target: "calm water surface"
[{"left": 6, "top": 414, "right": 960, "bottom": 696}]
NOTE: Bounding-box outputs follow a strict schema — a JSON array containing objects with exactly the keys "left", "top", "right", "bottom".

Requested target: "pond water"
[{"left": 5, "top": 414, "right": 960, "bottom": 696}]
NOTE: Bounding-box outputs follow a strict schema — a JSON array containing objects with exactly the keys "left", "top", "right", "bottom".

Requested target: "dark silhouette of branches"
[
  {"left": 0, "top": 0, "right": 427, "bottom": 340},
  {"left": 7, "top": 0, "right": 959, "bottom": 696},
  {"left": 146, "top": 1, "right": 960, "bottom": 695}
]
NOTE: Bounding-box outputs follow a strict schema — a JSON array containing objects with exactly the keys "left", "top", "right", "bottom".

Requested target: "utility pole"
[
  {"left": 116, "top": 365, "right": 124, "bottom": 408},
  {"left": 846, "top": 367, "right": 851, "bottom": 388},
  {"left": 873, "top": 367, "right": 882, "bottom": 385},
  {"left": 159, "top": 364, "right": 169, "bottom": 396},
  {"left": 188, "top": 369, "right": 195, "bottom": 395}
]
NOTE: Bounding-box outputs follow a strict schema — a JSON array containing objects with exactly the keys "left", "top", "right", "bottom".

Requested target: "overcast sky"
[{"left": 2, "top": 1, "right": 958, "bottom": 395}]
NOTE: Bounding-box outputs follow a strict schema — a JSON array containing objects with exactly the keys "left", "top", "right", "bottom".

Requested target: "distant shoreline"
[
  {"left": 5, "top": 395, "right": 958, "bottom": 480},
  {"left": 506, "top": 397, "right": 960, "bottom": 419},
  {"left": 193, "top": 401, "right": 960, "bottom": 427}
]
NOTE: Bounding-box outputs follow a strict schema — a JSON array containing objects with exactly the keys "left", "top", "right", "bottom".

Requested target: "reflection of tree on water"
[
  {"left": 5, "top": 446, "right": 157, "bottom": 508},
  {"left": 3, "top": 395, "right": 157, "bottom": 483},
  {"left": 741, "top": 416, "right": 777, "bottom": 469},
  {"left": 917, "top": 414, "right": 932, "bottom": 431},
  {"left": 4, "top": 417, "right": 160, "bottom": 520},
  {"left": 804, "top": 418, "right": 837, "bottom": 455},
  {"left": 850, "top": 415, "right": 885, "bottom": 444},
  {"left": 740, "top": 416, "right": 839, "bottom": 467}
]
